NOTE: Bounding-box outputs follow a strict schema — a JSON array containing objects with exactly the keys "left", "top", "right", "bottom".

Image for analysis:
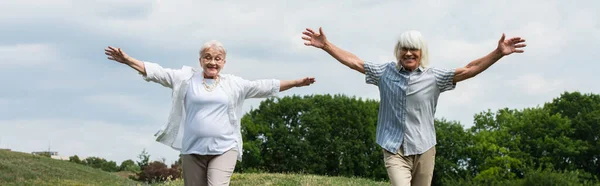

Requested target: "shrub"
[
  {"left": 135, "top": 161, "right": 181, "bottom": 184},
  {"left": 119, "top": 159, "right": 140, "bottom": 172}
]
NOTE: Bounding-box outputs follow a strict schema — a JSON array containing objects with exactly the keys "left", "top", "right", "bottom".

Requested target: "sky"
[{"left": 1, "top": 0, "right": 598, "bottom": 165}]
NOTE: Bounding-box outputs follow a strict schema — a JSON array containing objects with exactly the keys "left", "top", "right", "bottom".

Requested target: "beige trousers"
[
  {"left": 182, "top": 150, "right": 238, "bottom": 186},
  {"left": 383, "top": 146, "right": 436, "bottom": 186}
]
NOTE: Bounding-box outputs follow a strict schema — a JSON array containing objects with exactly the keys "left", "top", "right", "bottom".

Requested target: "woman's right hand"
[
  {"left": 105, "top": 46, "right": 133, "bottom": 65},
  {"left": 104, "top": 46, "right": 147, "bottom": 75}
]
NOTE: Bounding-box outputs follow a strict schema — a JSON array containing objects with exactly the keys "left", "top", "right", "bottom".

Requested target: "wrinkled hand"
[
  {"left": 104, "top": 46, "right": 133, "bottom": 64},
  {"left": 497, "top": 34, "right": 527, "bottom": 56},
  {"left": 296, "top": 77, "right": 316, "bottom": 87},
  {"left": 302, "top": 27, "right": 328, "bottom": 48}
]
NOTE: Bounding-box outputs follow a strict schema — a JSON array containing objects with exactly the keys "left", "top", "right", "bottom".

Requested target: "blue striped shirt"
[{"left": 364, "top": 61, "right": 455, "bottom": 155}]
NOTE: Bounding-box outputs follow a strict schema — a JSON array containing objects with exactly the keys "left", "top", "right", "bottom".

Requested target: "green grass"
[
  {"left": 0, "top": 150, "right": 138, "bottom": 186},
  {"left": 1, "top": 150, "right": 389, "bottom": 186},
  {"left": 157, "top": 173, "right": 389, "bottom": 186}
]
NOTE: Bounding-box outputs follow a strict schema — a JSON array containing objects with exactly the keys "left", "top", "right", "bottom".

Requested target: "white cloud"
[
  {"left": 0, "top": 119, "right": 180, "bottom": 164},
  {"left": 84, "top": 94, "right": 170, "bottom": 121},
  {"left": 511, "top": 74, "right": 566, "bottom": 95},
  {"left": 0, "top": 44, "right": 58, "bottom": 67},
  {"left": 433, "top": 39, "right": 497, "bottom": 68},
  {"left": 0, "top": 0, "right": 72, "bottom": 20},
  {"left": 0, "top": 0, "right": 152, "bottom": 21},
  {"left": 509, "top": 22, "right": 567, "bottom": 58},
  {"left": 0, "top": 98, "right": 10, "bottom": 105}
]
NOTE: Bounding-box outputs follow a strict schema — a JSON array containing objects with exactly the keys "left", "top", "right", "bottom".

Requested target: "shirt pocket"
[{"left": 382, "top": 75, "right": 408, "bottom": 93}]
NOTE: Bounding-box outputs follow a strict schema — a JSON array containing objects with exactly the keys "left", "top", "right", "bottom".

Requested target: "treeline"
[
  {"left": 66, "top": 149, "right": 181, "bottom": 184},
  {"left": 46, "top": 91, "right": 599, "bottom": 185},
  {"left": 67, "top": 155, "right": 132, "bottom": 172},
  {"left": 236, "top": 91, "right": 600, "bottom": 185}
]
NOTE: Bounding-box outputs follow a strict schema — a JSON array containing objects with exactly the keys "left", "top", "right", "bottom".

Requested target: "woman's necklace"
[{"left": 202, "top": 77, "right": 220, "bottom": 92}]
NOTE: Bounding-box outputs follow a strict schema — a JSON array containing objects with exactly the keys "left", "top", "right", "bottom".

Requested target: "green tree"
[
  {"left": 102, "top": 160, "right": 119, "bottom": 172},
  {"left": 83, "top": 156, "right": 119, "bottom": 172},
  {"left": 462, "top": 104, "right": 590, "bottom": 184},
  {"left": 120, "top": 159, "right": 140, "bottom": 172},
  {"left": 239, "top": 94, "right": 386, "bottom": 180},
  {"left": 467, "top": 109, "right": 558, "bottom": 181},
  {"left": 234, "top": 92, "right": 600, "bottom": 185},
  {"left": 432, "top": 119, "right": 473, "bottom": 185},
  {"left": 137, "top": 149, "right": 150, "bottom": 170},
  {"left": 544, "top": 91, "right": 600, "bottom": 175},
  {"left": 69, "top": 155, "right": 82, "bottom": 164}
]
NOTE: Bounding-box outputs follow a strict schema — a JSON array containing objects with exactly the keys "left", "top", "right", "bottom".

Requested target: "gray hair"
[
  {"left": 393, "top": 30, "right": 429, "bottom": 68},
  {"left": 199, "top": 40, "right": 227, "bottom": 58}
]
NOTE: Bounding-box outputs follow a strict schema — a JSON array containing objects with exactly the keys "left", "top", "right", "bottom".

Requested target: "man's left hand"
[{"left": 497, "top": 33, "right": 527, "bottom": 56}]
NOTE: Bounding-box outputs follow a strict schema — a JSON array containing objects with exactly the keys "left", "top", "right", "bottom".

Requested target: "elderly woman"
[
  {"left": 104, "top": 40, "right": 315, "bottom": 186},
  {"left": 302, "top": 27, "right": 525, "bottom": 186}
]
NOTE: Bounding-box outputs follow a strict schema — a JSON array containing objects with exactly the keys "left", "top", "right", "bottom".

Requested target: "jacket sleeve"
[
  {"left": 230, "top": 75, "right": 280, "bottom": 99},
  {"left": 141, "top": 62, "right": 182, "bottom": 89}
]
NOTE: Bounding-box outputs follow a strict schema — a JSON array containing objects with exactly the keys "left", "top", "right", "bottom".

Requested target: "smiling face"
[
  {"left": 398, "top": 47, "right": 421, "bottom": 71},
  {"left": 394, "top": 30, "right": 429, "bottom": 71},
  {"left": 198, "top": 42, "right": 227, "bottom": 79}
]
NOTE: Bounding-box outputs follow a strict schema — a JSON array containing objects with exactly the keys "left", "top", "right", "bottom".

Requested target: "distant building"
[
  {"left": 31, "top": 151, "right": 69, "bottom": 160},
  {"left": 32, "top": 151, "right": 58, "bottom": 156},
  {"left": 51, "top": 155, "right": 70, "bottom": 161}
]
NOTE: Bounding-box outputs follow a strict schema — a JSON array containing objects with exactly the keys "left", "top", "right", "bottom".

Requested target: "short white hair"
[
  {"left": 393, "top": 30, "right": 429, "bottom": 68},
  {"left": 199, "top": 40, "right": 227, "bottom": 58}
]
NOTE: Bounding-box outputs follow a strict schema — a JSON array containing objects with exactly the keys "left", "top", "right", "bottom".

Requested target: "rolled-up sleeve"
[
  {"left": 240, "top": 78, "right": 280, "bottom": 99},
  {"left": 141, "top": 62, "right": 180, "bottom": 89},
  {"left": 431, "top": 67, "right": 456, "bottom": 92},
  {"left": 364, "top": 61, "right": 389, "bottom": 86}
]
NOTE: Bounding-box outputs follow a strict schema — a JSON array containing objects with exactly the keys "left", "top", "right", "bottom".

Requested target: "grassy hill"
[
  {"left": 0, "top": 150, "right": 389, "bottom": 186},
  {"left": 0, "top": 150, "right": 137, "bottom": 186}
]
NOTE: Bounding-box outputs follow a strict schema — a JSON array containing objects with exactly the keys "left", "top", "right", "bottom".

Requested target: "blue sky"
[{"left": 1, "top": 0, "right": 598, "bottom": 164}]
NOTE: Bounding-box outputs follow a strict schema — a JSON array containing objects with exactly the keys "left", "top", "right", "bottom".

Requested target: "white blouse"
[{"left": 141, "top": 61, "right": 280, "bottom": 161}]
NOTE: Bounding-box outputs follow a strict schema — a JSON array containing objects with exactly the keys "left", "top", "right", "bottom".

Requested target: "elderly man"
[{"left": 301, "top": 27, "right": 526, "bottom": 185}]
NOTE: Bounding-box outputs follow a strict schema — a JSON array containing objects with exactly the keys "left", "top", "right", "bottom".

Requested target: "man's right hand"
[
  {"left": 300, "top": 27, "right": 365, "bottom": 74},
  {"left": 302, "top": 27, "right": 328, "bottom": 49}
]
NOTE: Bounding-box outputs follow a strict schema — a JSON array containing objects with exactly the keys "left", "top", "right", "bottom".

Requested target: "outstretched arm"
[
  {"left": 453, "top": 33, "right": 526, "bottom": 83},
  {"left": 280, "top": 77, "right": 316, "bottom": 92},
  {"left": 241, "top": 77, "right": 316, "bottom": 99},
  {"left": 302, "top": 27, "right": 365, "bottom": 74},
  {"left": 105, "top": 46, "right": 146, "bottom": 75},
  {"left": 104, "top": 46, "right": 180, "bottom": 88}
]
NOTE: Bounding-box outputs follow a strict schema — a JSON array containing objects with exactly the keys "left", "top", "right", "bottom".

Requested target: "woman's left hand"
[{"left": 296, "top": 77, "right": 316, "bottom": 87}]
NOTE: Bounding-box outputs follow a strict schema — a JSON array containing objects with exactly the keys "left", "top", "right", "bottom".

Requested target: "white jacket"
[{"left": 141, "top": 62, "right": 281, "bottom": 161}]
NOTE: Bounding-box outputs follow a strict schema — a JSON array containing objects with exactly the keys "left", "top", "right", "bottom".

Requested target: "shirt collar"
[{"left": 396, "top": 63, "right": 424, "bottom": 72}]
